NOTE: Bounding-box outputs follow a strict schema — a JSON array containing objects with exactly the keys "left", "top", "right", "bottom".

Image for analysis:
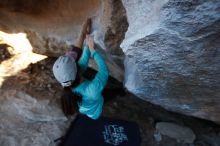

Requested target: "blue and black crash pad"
[{"left": 58, "top": 114, "right": 141, "bottom": 146}]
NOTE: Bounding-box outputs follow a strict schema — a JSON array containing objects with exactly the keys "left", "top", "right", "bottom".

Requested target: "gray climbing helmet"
[{"left": 52, "top": 55, "right": 77, "bottom": 86}]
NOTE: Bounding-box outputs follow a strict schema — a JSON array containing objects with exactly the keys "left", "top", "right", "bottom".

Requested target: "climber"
[{"left": 52, "top": 18, "right": 109, "bottom": 120}]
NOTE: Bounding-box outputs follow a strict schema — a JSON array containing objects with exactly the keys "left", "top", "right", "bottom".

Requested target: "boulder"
[
  {"left": 0, "top": 90, "right": 68, "bottom": 146},
  {"left": 121, "top": 0, "right": 220, "bottom": 123},
  {"left": 155, "top": 122, "right": 196, "bottom": 143}
]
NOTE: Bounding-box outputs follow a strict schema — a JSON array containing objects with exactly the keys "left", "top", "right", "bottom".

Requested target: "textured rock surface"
[
  {"left": 121, "top": 0, "right": 220, "bottom": 123},
  {"left": 0, "top": 89, "right": 69, "bottom": 146}
]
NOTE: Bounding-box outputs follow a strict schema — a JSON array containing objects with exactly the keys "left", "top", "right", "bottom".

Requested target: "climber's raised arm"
[
  {"left": 65, "top": 18, "right": 91, "bottom": 62},
  {"left": 74, "top": 18, "right": 91, "bottom": 49},
  {"left": 85, "top": 35, "right": 109, "bottom": 94}
]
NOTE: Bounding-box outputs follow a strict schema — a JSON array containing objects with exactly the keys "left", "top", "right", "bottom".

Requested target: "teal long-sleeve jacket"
[{"left": 71, "top": 46, "right": 109, "bottom": 120}]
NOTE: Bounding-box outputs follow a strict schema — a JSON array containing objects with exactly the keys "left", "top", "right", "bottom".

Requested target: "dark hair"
[{"left": 61, "top": 64, "right": 82, "bottom": 116}]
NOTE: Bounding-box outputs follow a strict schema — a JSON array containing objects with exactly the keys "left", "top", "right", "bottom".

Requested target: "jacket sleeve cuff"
[
  {"left": 83, "top": 46, "right": 91, "bottom": 54},
  {"left": 90, "top": 50, "right": 97, "bottom": 58}
]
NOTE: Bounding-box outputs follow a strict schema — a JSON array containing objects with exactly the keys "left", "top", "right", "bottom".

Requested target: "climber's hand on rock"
[{"left": 86, "top": 35, "right": 95, "bottom": 52}]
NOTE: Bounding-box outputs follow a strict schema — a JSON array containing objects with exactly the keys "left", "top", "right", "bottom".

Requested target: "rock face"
[
  {"left": 0, "top": 0, "right": 220, "bottom": 124},
  {"left": 0, "top": 89, "right": 69, "bottom": 146},
  {"left": 121, "top": 0, "right": 220, "bottom": 123}
]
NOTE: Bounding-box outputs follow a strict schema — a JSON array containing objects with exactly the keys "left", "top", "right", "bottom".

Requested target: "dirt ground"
[{"left": 0, "top": 47, "right": 220, "bottom": 146}]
